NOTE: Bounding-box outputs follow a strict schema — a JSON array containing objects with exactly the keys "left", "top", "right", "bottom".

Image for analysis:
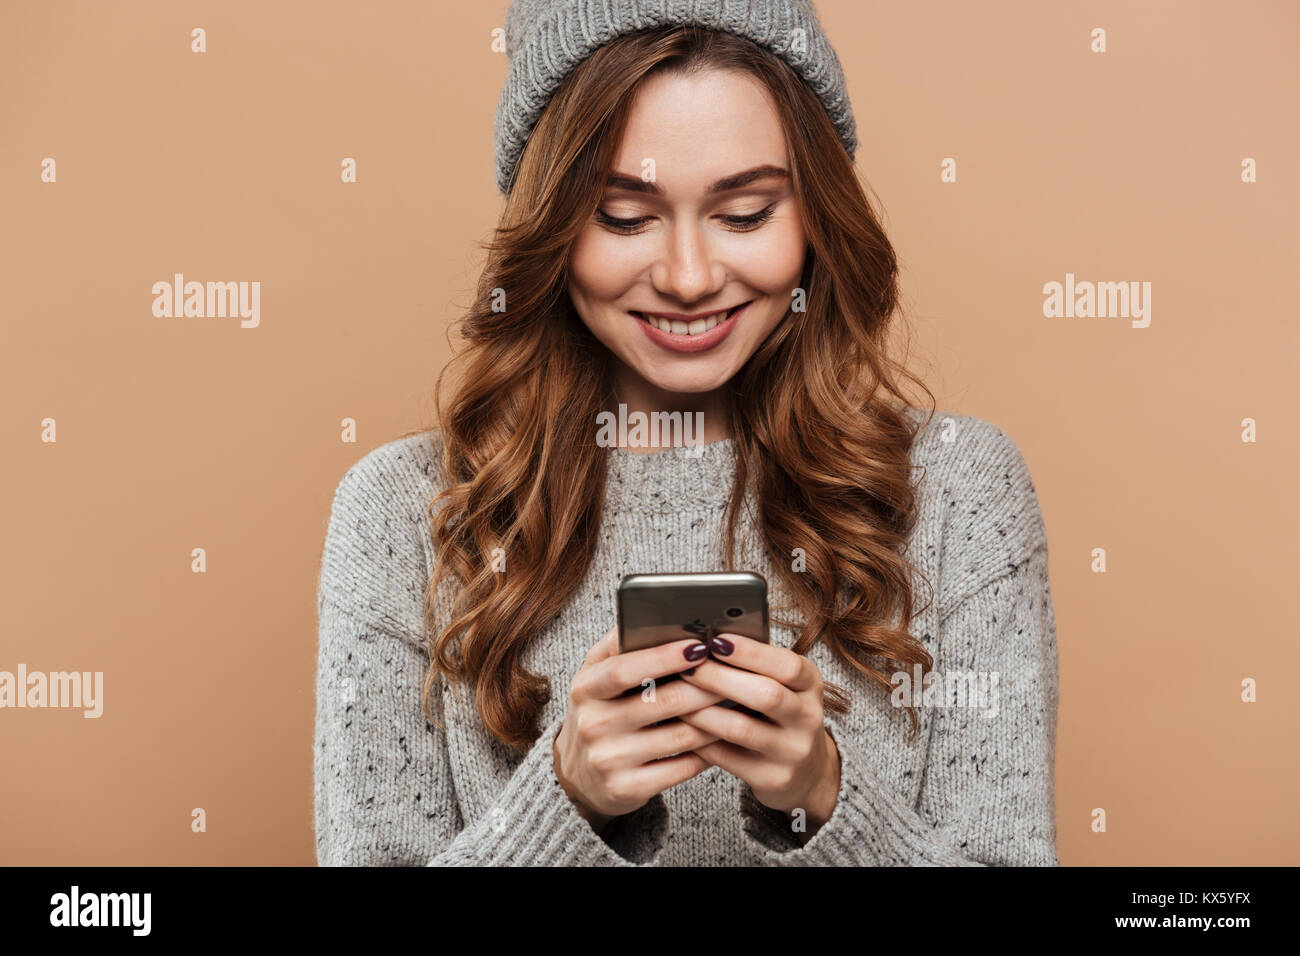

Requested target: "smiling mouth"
[{"left": 630, "top": 302, "right": 751, "bottom": 336}]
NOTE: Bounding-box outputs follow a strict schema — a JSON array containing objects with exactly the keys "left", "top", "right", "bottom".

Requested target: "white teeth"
[{"left": 644, "top": 311, "right": 728, "bottom": 335}]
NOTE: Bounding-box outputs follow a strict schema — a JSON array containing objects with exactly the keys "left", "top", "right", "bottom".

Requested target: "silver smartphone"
[{"left": 617, "top": 571, "right": 769, "bottom": 710}]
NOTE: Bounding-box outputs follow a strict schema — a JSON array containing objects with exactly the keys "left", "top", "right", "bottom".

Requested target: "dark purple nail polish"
[
  {"left": 709, "top": 635, "right": 734, "bottom": 656},
  {"left": 684, "top": 643, "right": 708, "bottom": 662},
  {"left": 682, "top": 667, "right": 696, "bottom": 677}
]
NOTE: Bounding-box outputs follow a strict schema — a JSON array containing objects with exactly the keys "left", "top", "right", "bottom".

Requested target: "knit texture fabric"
[
  {"left": 493, "top": 0, "right": 859, "bottom": 195},
  {"left": 313, "top": 408, "right": 1060, "bottom": 866}
]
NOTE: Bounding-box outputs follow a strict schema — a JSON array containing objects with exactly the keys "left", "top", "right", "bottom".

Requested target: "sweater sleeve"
[
  {"left": 738, "top": 542, "right": 1060, "bottom": 866},
  {"left": 314, "top": 445, "right": 666, "bottom": 866}
]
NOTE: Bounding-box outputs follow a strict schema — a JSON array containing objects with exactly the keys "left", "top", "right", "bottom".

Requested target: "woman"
[{"left": 314, "top": 0, "right": 1059, "bottom": 867}]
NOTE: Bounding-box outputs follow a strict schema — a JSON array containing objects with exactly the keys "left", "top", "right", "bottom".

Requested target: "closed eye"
[{"left": 595, "top": 203, "right": 778, "bottom": 235}]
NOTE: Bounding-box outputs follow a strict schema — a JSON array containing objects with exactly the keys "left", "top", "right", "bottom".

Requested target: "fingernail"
[
  {"left": 709, "top": 635, "right": 734, "bottom": 656},
  {"left": 682, "top": 667, "right": 696, "bottom": 676},
  {"left": 684, "top": 643, "right": 708, "bottom": 661}
]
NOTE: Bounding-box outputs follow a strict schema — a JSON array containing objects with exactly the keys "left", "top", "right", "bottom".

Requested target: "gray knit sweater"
[{"left": 313, "top": 409, "right": 1059, "bottom": 866}]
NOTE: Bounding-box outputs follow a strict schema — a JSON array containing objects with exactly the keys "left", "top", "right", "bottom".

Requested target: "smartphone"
[{"left": 617, "top": 571, "right": 769, "bottom": 710}]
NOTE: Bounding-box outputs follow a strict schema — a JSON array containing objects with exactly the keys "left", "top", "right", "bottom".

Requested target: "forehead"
[{"left": 609, "top": 67, "right": 789, "bottom": 190}]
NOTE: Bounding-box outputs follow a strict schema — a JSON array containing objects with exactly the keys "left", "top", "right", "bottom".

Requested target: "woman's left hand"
[{"left": 677, "top": 632, "right": 841, "bottom": 839}]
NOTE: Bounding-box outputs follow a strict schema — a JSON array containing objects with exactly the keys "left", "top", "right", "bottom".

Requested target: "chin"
[{"left": 631, "top": 356, "right": 742, "bottom": 395}]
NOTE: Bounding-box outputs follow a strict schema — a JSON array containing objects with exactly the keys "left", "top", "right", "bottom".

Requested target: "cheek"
[
  {"left": 569, "top": 230, "right": 642, "bottom": 309},
  {"left": 729, "top": 225, "right": 806, "bottom": 343},
  {"left": 736, "top": 224, "right": 806, "bottom": 292}
]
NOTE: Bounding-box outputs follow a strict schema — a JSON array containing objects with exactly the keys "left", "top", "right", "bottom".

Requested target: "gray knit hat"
[{"left": 493, "top": 0, "right": 858, "bottom": 196}]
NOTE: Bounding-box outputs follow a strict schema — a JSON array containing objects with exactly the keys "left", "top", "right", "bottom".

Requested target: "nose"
[{"left": 650, "top": 219, "right": 726, "bottom": 305}]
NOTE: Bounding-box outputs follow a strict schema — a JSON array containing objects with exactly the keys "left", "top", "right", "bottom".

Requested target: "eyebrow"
[{"left": 604, "top": 163, "right": 790, "bottom": 196}]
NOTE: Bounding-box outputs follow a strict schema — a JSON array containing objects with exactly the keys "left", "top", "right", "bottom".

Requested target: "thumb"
[{"left": 582, "top": 625, "right": 621, "bottom": 668}]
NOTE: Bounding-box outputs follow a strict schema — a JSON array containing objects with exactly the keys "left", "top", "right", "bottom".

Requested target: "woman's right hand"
[{"left": 554, "top": 627, "right": 726, "bottom": 831}]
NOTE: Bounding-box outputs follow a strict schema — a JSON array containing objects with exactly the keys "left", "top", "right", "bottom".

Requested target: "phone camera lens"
[{"left": 725, "top": 607, "right": 742, "bottom": 618}]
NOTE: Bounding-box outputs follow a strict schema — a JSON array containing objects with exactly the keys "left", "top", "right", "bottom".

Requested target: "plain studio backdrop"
[{"left": 0, "top": 0, "right": 1296, "bottom": 865}]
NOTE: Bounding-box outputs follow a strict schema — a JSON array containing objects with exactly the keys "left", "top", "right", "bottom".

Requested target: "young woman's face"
[{"left": 567, "top": 68, "right": 807, "bottom": 397}]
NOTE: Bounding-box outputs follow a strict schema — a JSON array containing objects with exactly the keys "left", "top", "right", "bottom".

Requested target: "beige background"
[{"left": 1, "top": 1, "right": 1296, "bottom": 865}]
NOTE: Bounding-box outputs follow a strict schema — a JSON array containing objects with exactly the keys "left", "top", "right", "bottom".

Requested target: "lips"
[{"left": 631, "top": 301, "right": 750, "bottom": 354}]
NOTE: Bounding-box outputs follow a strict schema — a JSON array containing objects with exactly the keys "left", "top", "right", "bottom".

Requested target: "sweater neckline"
[{"left": 604, "top": 437, "right": 737, "bottom": 513}]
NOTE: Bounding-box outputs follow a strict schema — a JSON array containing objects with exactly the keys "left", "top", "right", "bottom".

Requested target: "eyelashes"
[{"left": 594, "top": 202, "right": 778, "bottom": 235}]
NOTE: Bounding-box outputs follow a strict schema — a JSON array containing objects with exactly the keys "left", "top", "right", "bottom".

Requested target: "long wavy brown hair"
[{"left": 416, "top": 25, "right": 939, "bottom": 750}]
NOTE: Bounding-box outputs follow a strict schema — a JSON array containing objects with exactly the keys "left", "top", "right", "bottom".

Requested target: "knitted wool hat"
[{"left": 493, "top": 0, "right": 858, "bottom": 196}]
